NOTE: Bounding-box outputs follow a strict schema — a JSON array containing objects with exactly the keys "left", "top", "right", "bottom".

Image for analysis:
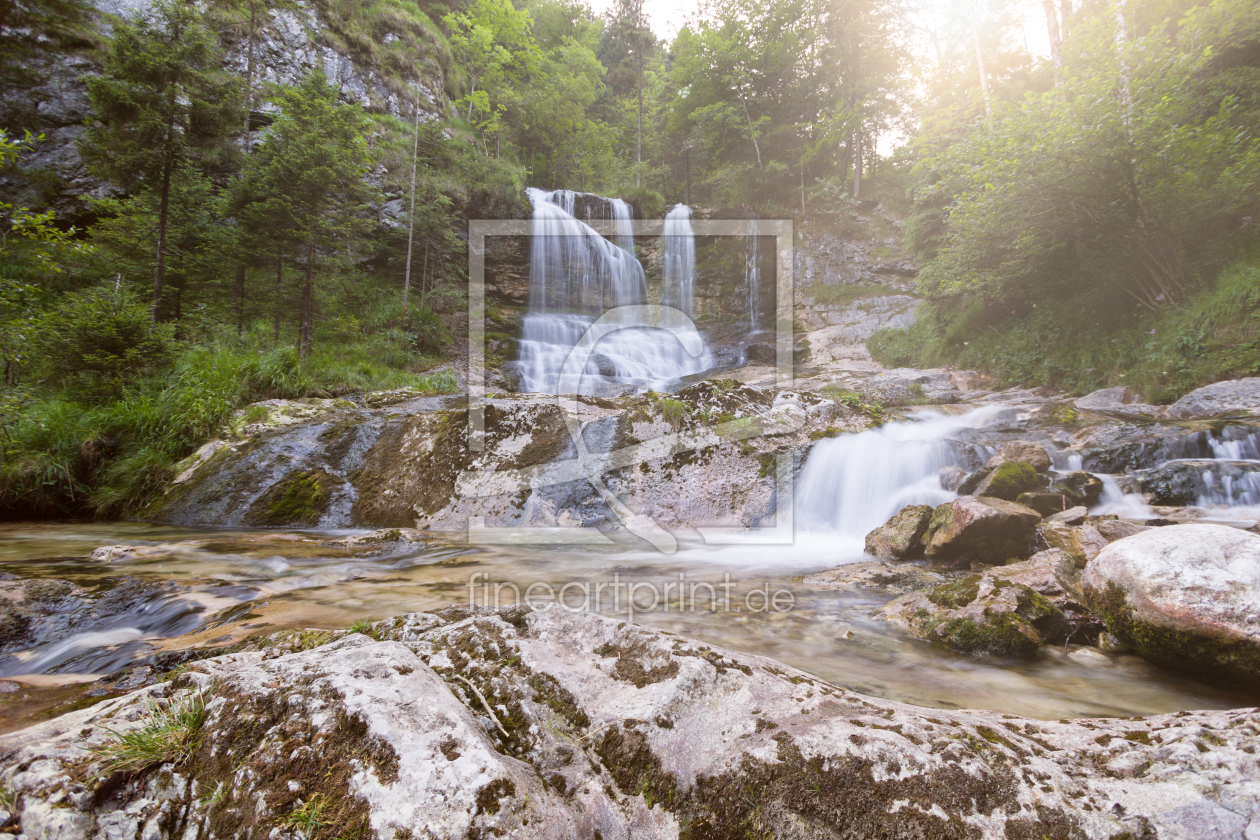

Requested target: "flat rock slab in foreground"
[{"left": 3, "top": 608, "right": 1259, "bottom": 840}]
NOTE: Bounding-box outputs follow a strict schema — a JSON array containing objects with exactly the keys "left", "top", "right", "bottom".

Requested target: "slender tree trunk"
[
  {"left": 232, "top": 264, "right": 246, "bottom": 333},
  {"left": 403, "top": 102, "right": 420, "bottom": 328},
  {"left": 636, "top": 54, "right": 643, "bottom": 187},
  {"left": 243, "top": 2, "right": 256, "bottom": 151},
  {"left": 973, "top": 24, "right": 992, "bottom": 120},
  {"left": 467, "top": 78, "right": 476, "bottom": 122},
  {"left": 1114, "top": 0, "right": 1133, "bottom": 131},
  {"left": 852, "top": 129, "right": 862, "bottom": 198},
  {"left": 152, "top": 149, "right": 173, "bottom": 321},
  {"left": 300, "top": 243, "right": 314, "bottom": 359},
  {"left": 684, "top": 152, "right": 691, "bottom": 205},
  {"left": 1043, "top": 0, "right": 1063, "bottom": 69},
  {"left": 800, "top": 160, "right": 806, "bottom": 216},
  {"left": 739, "top": 94, "right": 763, "bottom": 171},
  {"left": 273, "top": 250, "right": 282, "bottom": 343}
]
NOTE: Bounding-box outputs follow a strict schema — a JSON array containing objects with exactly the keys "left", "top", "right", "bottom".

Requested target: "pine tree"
[
  {"left": 226, "top": 70, "right": 377, "bottom": 358},
  {"left": 82, "top": 0, "right": 240, "bottom": 320}
]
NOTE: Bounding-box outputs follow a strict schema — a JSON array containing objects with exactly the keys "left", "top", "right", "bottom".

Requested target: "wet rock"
[
  {"left": 1045, "top": 506, "right": 1089, "bottom": 525},
  {"left": 1037, "top": 521, "right": 1109, "bottom": 569},
  {"left": 1074, "top": 423, "right": 1223, "bottom": 473},
  {"left": 1098, "top": 631, "right": 1131, "bottom": 653},
  {"left": 1016, "top": 491, "right": 1073, "bottom": 516},
  {"left": 1074, "top": 386, "right": 1163, "bottom": 417},
  {"left": 88, "top": 545, "right": 143, "bottom": 562},
  {"left": 1082, "top": 524, "right": 1260, "bottom": 687},
  {"left": 985, "top": 441, "right": 1051, "bottom": 472},
  {"left": 1094, "top": 519, "right": 1151, "bottom": 542},
  {"left": 975, "top": 461, "right": 1047, "bottom": 501},
  {"left": 1134, "top": 459, "right": 1260, "bottom": 506},
  {"left": 924, "top": 496, "right": 1043, "bottom": 566},
  {"left": 801, "top": 560, "right": 950, "bottom": 594},
  {"left": 1165, "top": 377, "right": 1260, "bottom": 418},
  {"left": 989, "top": 549, "right": 1086, "bottom": 615},
  {"left": 874, "top": 571, "right": 1070, "bottom": 657},
  {"left": 938, "top": 465, "right": 967, "bottom": 492},
  {"left": 854, "top": 368, "right": 960, "bottom": 406},
  {"left": 1048, "top": 470, "right": 1105, "bottom": 507},
  {"left": 863, "top": 504, "right": 932, "bottom": 559},
  {"left": 4, "top": 608, "right": 1259, "bottom": 840}
]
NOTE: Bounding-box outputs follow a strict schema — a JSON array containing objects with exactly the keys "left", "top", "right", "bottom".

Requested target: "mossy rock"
[
  {"left": 975, "top": 462, "right": 1045, "bottom": 502},
  {"left": 924, "top": 582, "right": 1069, "bottom": 658},
  {"left": 247, "top": 470, "right": 339, "bottom": 527},
  {"left": 864, "top": 504, "right": 933, "bottom": 559}
]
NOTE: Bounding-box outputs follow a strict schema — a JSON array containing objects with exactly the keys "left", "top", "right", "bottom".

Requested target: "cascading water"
[
  {"left": 516, "top": 189, "right": 713, "bottom": 395},
  {"left": 662, "top": 204, "right": 696, "bottom": 316},
  {"left": 794, "top": 406, "right": 1003, "bottom": 554}
]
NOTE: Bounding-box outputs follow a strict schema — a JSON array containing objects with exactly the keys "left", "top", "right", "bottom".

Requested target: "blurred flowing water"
[{"left": 0, "top": 520, "right": 1250, "bottom": 720}]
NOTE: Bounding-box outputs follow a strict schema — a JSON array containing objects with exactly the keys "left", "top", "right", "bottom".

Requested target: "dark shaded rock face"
[
  {"left": 863, "top": 503, "right": 932, "bottom": 559},
  {"left": 3, "top": 608, "right": 1258, "bottom": 840},
  {"left": 1083, "top": 524, "right": 1260, "bottom": 688},
  {"left": 923, "top": 496, "right": 1043, "bottom": 567},
  {"left": 1135, "top": 459, "right": 1260, "bottom": 505}
]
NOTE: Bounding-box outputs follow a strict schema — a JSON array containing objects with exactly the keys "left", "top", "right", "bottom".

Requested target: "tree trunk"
[
  {"left": 852, "top": 129, "right": 862, "bottom": 198},
  {"left": 739, "top": 94, "right": 763, "bottom": 171},
  {"left": 1114, "top": 0, "right": 1133, "bottom": 131},
  {"left": 636, "top": 54, "right": 643, "bottom": 187},
  {"left": 300, "top": 243, "right": 314, "bottom": 359},
  {"left": 243, "top": 2, "right": 256, "bottom": 151},
  {"left": 273, "top": 251, "right": 283, "bottom": 343},
  {"left": 685, "top": 152, "right": 691, "bottom": 206},
  {"left": 467, "top": 78, "right": 476, "bottom": 122},
  {"left": 232, "top": 264, "right": 246, "bottom": 333},
  {"left": 973, "top": 25, "right": 992, "bottom": 120},
  {"left": 152, "top": 149, "right": 173, "bottom": 321},
  {"left": 800, "top": 160, "right": 806, "bottom": 216},
  {"left": 1043, "top": 0, "right": 1063, "bottom": 69},
  {"left": 403, "top": 102, "right": 420, "bottom": 328}
]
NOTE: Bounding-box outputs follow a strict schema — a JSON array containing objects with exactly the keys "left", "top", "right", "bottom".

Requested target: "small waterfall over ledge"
[
  {"left": 516, "top": 189, "right": 713, "bottom": 395},
  {"left": 795, "top": 407, "right": 1004, "bottom": 554}
]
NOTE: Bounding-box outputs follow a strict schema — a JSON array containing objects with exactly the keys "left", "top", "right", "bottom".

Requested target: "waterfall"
[
  {"left": 662, "top": 204, "right": 696, "bottom": 316},
  {"left": 745, "top": 227, "right": 762, "bottom": 332},
  {"left": 795, "top": 407, "right": 1003, "bottom": 554},
  {"left": 516, "top": 189, "right": 713, "bottom": 395}
]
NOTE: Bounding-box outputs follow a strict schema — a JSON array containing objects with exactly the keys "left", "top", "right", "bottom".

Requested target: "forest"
[{"left": 1, "top": 0, "right": 1259, "bottom": 519}]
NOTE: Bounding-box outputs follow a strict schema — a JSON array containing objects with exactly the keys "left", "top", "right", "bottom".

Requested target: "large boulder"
[
  {"left": 863, "top": 504, "right": 933, "bottom": 559},
  {"left": 974, "top": 461, "right": 1047, "bottom": 501},
  {"left": 1165, "top": 377, "right": 1260, "bottom": 418},
  {"left": 1037, "top": 521, "right": 1109, "bottom": 569},
  {"left": 923, "top": 496, "right": 1043, "bottom": 566},
  {"left": 3, "top": 607, "right": 1258, "bottom": 840},
  {"left": 875, "top": 571, "right": 1070, "bottom": 657},
  {"left": 1082, "top": 524, "right": 1260, "bottom": 687}
]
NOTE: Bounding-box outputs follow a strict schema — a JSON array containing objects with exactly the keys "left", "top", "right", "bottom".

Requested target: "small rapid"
[{"left": 794, "top": 406, "right": 1003, "bottom": 554}]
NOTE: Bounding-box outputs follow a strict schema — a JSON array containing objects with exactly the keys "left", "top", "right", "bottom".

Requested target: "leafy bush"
[{"left": 409, "top": 307, "right": 452, "bottom": 354}]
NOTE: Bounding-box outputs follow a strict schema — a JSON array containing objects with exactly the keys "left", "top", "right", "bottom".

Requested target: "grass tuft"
[{"left": 92, "top": 691, "right": 208, "bottom": 777}]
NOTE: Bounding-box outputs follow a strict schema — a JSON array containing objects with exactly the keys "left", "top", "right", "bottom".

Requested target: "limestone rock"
[
  {"left": 1048, "top": 471, "right": 1105, "bottom": 507},
  {"left": 874, "top": 572, "right": 1070, "bottom": 657},
  {"left": 1094, "top": 519, "right": 1151, "bottom": 542},
  {"left": 990, "top": 549, "right": 1088, "bottom": 616},
  {"left": 1037, "top": 521, "right": 1109, "bottom": 569},
  {"left": 938, "top": 465, "right": 967, "bottom": 492},
  {"left": 1074, "top": 386, "right": 1163, "bottom": 417},
  {"left": 1045, "top": 506, "right": 1089, "bottom": 525},
  {"left": 924, "top": 496, "right": 1043, "bottom": 566},
  {"left": 1165, "top": 377, "right": 1260, "bottom": 418},
  {"left": 985, "top": 441, "right": 1051, "bottom": 472},
  {"left": 1015, "top": 491, "right": 1073, "bottom": 516},
  {"left": 854, "top": 368, "right": 960, "bottom": 407},
  {"left": 863, "top": 504, "right": 932, "bottom": 559},
  {"left": 1082, "top": 524, "right": 1260, "bottom": 687},
  {"left": 3, "top": 608, "right": 1259, "bottom": 840},
  {"left": 1134, "top": 459, "right": 1260, "bottom": 506}
]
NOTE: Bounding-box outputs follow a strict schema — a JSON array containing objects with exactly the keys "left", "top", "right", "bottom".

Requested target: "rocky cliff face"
[{"left": 0, "top": 0, "right": 452, "bottom": 220}]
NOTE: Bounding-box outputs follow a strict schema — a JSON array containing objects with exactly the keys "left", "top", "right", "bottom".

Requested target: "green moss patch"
[
  {"left": 246, "top": 470, "right": 338, "bottom": 527},
  {"left": 978, "top": 462, "right": 1042, "bottom": 501}
]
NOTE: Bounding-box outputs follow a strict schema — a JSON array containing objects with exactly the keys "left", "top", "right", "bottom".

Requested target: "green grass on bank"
[
  {"left": 0, "top": 289, "right": 459, "bottom": 521},
  {"left": 869, "top": 257, "right": 1260, "bottom": 403}
]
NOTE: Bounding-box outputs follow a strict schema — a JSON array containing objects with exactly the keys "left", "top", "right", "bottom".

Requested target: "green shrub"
[{"left": 409, "top": 307, "right": 451, "bottom": 354}]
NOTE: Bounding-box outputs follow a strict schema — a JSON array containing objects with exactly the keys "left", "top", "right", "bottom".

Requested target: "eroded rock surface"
[
  {"left": 923, "top": 496, "right": 1042, "bottom": 566},
  {"left": 863, "top": 503, "right": 932, "bottom": 559},
  {"left": 1083, "top": 524, "right": 1260, "bottom": 688},
  {"left": 3, "top": 608, "right": 1260, "bottom": 840},
  {"left": 1166, "top": 378, "right": 1260, "bottom": 418}
]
